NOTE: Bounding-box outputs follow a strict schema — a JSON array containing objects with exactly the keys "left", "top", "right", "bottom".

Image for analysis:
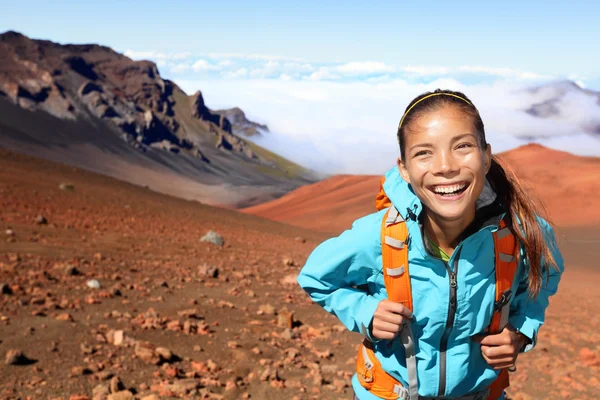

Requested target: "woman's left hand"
[{"left": 472, "top": 325, "right": 529, "bottom": 370}]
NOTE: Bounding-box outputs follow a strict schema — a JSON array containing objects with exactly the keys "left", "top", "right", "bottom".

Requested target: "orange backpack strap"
[
  {"left": 488, "top": 218, "right": 520, "bottom": 400},
  {"left": 380, "top": 205, "right": 412, "bottom": 308},
  {"left": 376, "top": 176, "right": 392, "bottom": 211},
  {"left": 356, "top": 206, "right": 417, "bottom": 400}
]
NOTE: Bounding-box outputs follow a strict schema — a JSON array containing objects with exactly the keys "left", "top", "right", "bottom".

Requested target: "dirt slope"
[
  {"left": 0, "top": 149, "right": 598, "bottom": 399},
  {"left": 244, "top": 144, "right": 600, "bottom": 234}
]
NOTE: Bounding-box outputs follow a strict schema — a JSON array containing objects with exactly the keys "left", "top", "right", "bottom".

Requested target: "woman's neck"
[{"left": 423, "top": 208, "right": 476, "bottom": 255}]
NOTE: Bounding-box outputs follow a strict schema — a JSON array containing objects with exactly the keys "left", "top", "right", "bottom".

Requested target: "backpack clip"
[{"left": 494, "top": 290, "right": 513, "bottom": 312}]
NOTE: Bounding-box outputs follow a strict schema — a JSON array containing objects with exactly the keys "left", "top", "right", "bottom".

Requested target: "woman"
[{"left": 297, "top": 89, "right": 563, "bottom": 400}]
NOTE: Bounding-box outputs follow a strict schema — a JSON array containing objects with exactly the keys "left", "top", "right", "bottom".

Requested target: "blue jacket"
[{"left": 297, "top": 166, "right": 564, "bottom": 399}]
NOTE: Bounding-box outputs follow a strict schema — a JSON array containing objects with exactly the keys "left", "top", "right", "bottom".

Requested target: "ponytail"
[{"left": 487, "top": 156, "right": 559, "bottom": 298}]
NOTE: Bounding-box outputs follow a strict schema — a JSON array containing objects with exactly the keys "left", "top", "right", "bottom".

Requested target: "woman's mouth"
[{"left": 429, "top": 182, "right": 470, "bottom": 199}]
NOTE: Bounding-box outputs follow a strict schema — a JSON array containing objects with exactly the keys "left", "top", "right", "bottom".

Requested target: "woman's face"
[{"left": 398, "top": 105, "right": 491, "bottom": 224}]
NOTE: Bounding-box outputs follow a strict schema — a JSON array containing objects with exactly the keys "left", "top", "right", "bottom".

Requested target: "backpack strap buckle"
[{"left": 494, "top": 290, "right": 513, "bottom": 312}]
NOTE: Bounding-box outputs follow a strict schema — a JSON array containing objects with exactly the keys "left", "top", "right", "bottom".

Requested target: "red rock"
[
  {"left": 56, "top": 313, "right": 74, "bottom": 322},
  {"left": 579, "top": 348, "right": 600, "bottom": 367}
]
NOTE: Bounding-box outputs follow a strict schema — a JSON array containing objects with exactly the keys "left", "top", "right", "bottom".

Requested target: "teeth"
[{"left": 433, "top": 183, "right": 466, "bottom": 194}]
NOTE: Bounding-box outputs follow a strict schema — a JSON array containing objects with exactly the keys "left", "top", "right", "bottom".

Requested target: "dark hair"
[{"left": 397, "top": 89, "right": 558, "bottom": 298}]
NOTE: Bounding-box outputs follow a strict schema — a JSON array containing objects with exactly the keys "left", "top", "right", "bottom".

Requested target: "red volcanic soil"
[
  {"left": 1, "top": 149, "right": 599, "bottom": 399},
  {"left": 242, "top": 175, "right": 381, "bottom": 234},
  {"left": 243, "top": 144, "right": 600, "bottom": 235}
]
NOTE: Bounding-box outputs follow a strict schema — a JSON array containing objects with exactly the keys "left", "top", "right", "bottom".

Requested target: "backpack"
[{"left": 355, "top": 177, "right": 519, "bottom": 400}]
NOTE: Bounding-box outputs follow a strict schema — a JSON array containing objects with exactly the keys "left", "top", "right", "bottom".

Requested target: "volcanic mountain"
[
  {"left": 0, "top": 31, "right": 315, "bottom": 207},
  {"left": 243, "top": 144, "right": 600, "bottom": 234}
]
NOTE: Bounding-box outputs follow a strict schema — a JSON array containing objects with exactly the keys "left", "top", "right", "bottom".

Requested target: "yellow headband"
[{"left": 398, "top": 93, "right": 472, "bottom": 130}]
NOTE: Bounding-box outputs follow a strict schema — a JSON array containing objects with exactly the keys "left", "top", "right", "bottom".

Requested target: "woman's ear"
[
  {"left": 484, "top": 144, "right": 492, "bottom": 174},
  {"left": 397, "top": 157, "right": 410, "bottom": 183}
]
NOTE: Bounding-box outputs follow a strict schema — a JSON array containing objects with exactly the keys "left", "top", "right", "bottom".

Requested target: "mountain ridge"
[{"left": 0, "top": 30, "right": 316, "bottom": 207}]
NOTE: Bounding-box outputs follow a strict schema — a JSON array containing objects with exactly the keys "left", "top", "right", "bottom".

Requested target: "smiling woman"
[{"left": 297, "top": 89, "right": 564, "bottom": 400}]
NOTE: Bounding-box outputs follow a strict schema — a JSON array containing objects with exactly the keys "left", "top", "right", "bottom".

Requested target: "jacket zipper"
[{"left": 437, "top": 246, "right": 462, "bottom": 397}]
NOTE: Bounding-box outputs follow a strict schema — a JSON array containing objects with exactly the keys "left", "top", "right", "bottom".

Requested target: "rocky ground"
[{"left": 1, "top": 149, "right": 599, "bottom": 399}]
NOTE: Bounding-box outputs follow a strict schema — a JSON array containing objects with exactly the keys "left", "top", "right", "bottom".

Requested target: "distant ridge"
[
  {"left": 243, "top": 144, "right": 600, "bottom": 234},
  {"left": 0, "top": 31, "right": 316, "bottom": 207}
]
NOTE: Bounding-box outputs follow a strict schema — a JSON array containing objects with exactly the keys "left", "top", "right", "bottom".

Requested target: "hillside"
[
  {"left": 0, "top": 31, "right": 315, "bottom": 207},
  {"left": 243, "top": 144, "right": 600, "bottom": 234}
]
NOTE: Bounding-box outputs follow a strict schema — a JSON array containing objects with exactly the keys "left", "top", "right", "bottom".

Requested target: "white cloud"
[
  {"left": 458, "top": 65, "right": 552, "bottom": 80},
  {"left": 192, "top": 59, "right": 221, "bottom": 71},
  {"left": 283, "top": 62, "right": 315, "bottom": 72},
  {"left": 175, "top": 78, "right": 600, "bottom": 175},
  {"left": 206, "top": 52, "right": 307, "bottom": 62},
  {"left": 249, "top": 61, "right": 281, "bottom": 78},
  {"left": 124, "top": 50, "right": 191, "bottom": 61},
  {"left": 170, "top": 62, "right": 192, "bottom": 73},
  {"left": 335, "top": 61, "right": 396, "bottom": 75},
  {"left": 221, "top": 68, "right": 248, "bottom": 79},
  {"left": 305, "top": 67, "right": 341, "bottom": 81},
  {"left": 401, "top": 65, "right": 451, "bottom": 75}
]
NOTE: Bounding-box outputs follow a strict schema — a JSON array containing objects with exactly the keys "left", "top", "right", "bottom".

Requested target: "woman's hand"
[
  {"left": 371, "top": 300, "right": 413, "bottom": 340},
  {"left": 473, "top": 325, "right": 529, "bottom": 370}
]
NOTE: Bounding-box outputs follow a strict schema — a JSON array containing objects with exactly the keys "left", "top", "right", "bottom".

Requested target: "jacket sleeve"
[
  {"left": 297, "top": 211, "right": 384, "bottom": 340},
  {"left": 508, "top": 218, "right": 564, "bottom": 352}
]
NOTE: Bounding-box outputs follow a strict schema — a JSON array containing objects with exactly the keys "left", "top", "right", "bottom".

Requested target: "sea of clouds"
[{"left": 125, "top": 51, "right": 600, "bottom": 175}]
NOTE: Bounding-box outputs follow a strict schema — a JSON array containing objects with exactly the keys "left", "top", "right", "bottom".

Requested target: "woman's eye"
[
  {"left": 414, "top": 150, "right": 429, "bottom": 157},
  {"left": 457, "top": 143, "right": 474, "bottom": 150}
]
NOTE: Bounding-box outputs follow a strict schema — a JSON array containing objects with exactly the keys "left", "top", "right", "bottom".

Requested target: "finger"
[
  {"left": 381, "top": 301, "right": 413, "bottom": 319},
  {"left": 372, "top": 320, "right": 403, "bottom": 335},
  {"left": 481, "top": 345, "right": 513, "bottom": 359},
  {"left": 481, "top": 352, "right": 515, "bottom": 367},
  {"left": 372, "top": 329, "right": 397, "bottom": 340},
  {"left": 478, "top": 333, "right": 511, "bottom": 346},
  {"left": 375, "top": 311, "right": 405, "bottom": 325}
]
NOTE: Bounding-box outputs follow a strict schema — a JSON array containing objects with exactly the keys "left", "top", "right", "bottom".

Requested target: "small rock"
[
  {"left": 283, "top": 258, "right": 294, "bottom": 267},
  {"left": 92, "top": 383, "right": 110, "bottom": 399},
  {"left": 5, "top": 229, "right": 14, "bottom": 236},
  {"left": 59, "top": 182, "right": 75, "bottom": 191},
  {"left": 5, "top": 349, "right": 31, "bottom": 365},
  {"left": 56, "top": 313, "right": 74, "bottom": 322},
  {"left": 107, "top": 391, "right": 134, "bottom": 400},
  {"left": 134, "top": 341, "right": 160, "bottom": 365},
  {"left": 70, "top": 366, "right": 92, "bottom": 376},
  {"left": 0, "top": 283, "right": 12, "bottom": 295},
  {"left": 112, "top": 330, "right": 125, "bottom": 346},
  {"left": 96, "top": 371, "right": 114, "bottom": 381},
  {"left": 155, "top": 347, "right": 173, "bottom": 362},
  {"left": 258, "top": 304, "right": 276, "bottom": 315},
  {"left": 141, "top": 396, "right": 160, "bottom": 400},
  {"left": 198, "top": 264, "right": 219, "bottom": 278},
  {"left": 87, "top": 279, "right": 101, "bottom": 289},
  {"left": 162, "top": 379, "right": 200, "bottom": 396},
  {"left": 35, "top": 215, "right": 48, "bottom": 225},
  {"left": 295, "top": 236, "right": 306, "bottom": 243},
  {"left": 200, "top": 230, "right": 224, "bottom": 247},
  {"left": 580, "top": 348, "right": 600, "bottom": 367},
  {"left": 109, "top": 376, "right": 125, "bottom": 393},
  {"left": 277, "top": 308, "right": 294, "bottom": 329},
  {"left": 63, "top": 265, "right": 80, "bottom": 276},
  {"left": 281, "top": 329, "right": 293, "bottom": 340}
]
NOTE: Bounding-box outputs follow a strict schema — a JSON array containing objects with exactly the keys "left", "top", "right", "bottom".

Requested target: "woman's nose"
[{"left": 432, "top": 151, "right": 457, "bottom": 175}]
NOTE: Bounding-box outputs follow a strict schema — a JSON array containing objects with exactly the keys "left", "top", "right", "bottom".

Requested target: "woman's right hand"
[{"left": 371, "top": 300, "right": 414, "bottom": 340}]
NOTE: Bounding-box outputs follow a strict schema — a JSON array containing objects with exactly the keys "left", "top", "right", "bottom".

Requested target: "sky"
[{"left": 2, "top": 1, "right": 600, "bottom": 174}]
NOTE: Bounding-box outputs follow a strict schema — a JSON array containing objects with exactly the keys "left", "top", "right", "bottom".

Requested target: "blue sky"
[
  {"left": 1, "top": 1, "right": 599, "bottom": 83},
  {"left": 2, "top": 1, "right": 600, "bottom": 173}
]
